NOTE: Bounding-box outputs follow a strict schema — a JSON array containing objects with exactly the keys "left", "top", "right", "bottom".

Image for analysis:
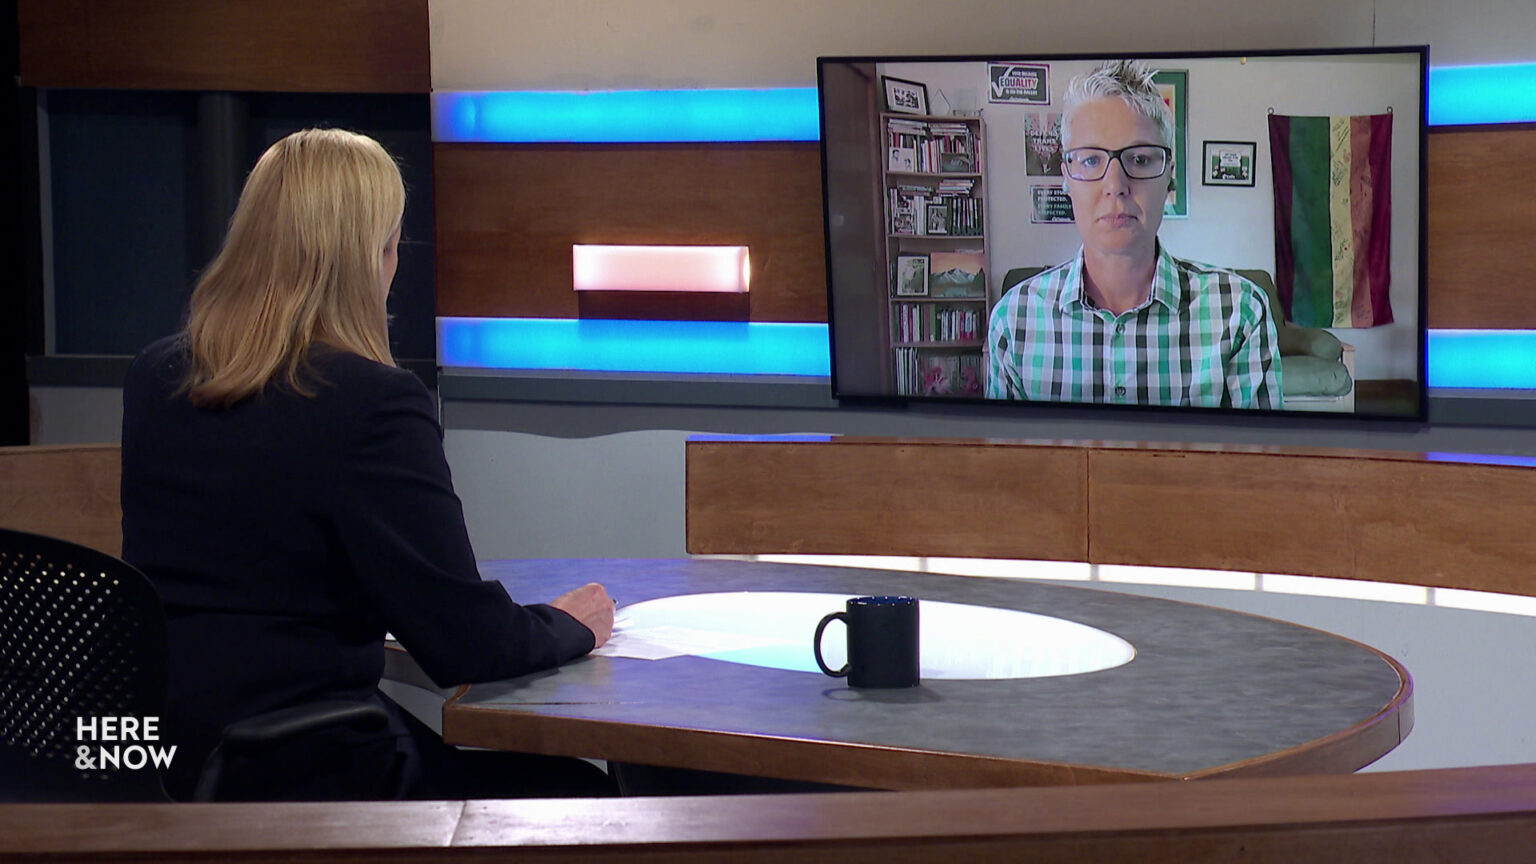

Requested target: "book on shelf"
[
  {"left": 886, "top": 116, "right": 977, "bottom": 174},
  {"left": 889, "top": 186, "right": 984, "bottom": 236},
  {"left": 892, "top": 302, "right": 983, "bottom": 342}
]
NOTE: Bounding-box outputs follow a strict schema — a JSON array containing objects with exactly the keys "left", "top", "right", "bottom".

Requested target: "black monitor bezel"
[{"left": 815, "top": 45, "right": 1430, "bottom": 423}]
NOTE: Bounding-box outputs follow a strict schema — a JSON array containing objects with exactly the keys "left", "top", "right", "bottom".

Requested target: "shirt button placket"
[{"left": 1107, "top": 316, "right": 1129, "bottom": 402}]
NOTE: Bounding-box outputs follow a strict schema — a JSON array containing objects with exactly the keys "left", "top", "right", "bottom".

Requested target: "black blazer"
[{"left": 121, "top": 336, "right": 594, "bottom": 795}]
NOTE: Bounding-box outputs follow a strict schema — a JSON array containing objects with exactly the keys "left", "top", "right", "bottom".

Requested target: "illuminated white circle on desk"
[{"left": 611, "top": 592, "right": 1135, "bottom": 680}]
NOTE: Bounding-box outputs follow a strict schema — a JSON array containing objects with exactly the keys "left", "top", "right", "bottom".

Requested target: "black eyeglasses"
[{"left": 1062, "top": 145, "right": 1172, "bottom": 181}]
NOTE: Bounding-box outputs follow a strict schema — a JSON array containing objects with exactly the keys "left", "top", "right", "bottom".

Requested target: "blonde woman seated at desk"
[{"left": 121, "top": 129, "right": 615, "bottom": 801}]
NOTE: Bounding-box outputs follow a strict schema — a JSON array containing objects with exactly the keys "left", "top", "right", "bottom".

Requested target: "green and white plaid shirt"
[{"left": 985, "top": 246, "right": 1282, "bottom": 409}]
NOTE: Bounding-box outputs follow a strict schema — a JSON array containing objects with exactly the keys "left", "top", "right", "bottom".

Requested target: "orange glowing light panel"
[{"left": 572, "top": 245, "right": 751, "bottom": 293}]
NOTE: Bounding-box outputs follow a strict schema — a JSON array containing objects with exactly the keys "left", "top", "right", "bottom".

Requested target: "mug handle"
[{"left": 813, "top": 612, "right": 849, "bottom": 678}]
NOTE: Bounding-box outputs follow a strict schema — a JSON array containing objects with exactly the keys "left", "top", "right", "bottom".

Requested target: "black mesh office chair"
[{"left": 0, "top": 527, "right": 391, "bottom": 802}]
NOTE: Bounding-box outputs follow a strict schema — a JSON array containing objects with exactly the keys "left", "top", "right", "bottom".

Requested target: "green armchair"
[{"left": 1234, "top": 269, "right": 1354, "bottom": 410}]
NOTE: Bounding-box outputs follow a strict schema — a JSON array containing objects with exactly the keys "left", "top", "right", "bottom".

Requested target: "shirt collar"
[{"left": 1058, "top": 242, "right": 1179, "bottom": 314}]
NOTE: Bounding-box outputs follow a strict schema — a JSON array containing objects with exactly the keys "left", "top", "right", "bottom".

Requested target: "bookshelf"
[{"left": 882, "top": 112, "right": 988, "bottom": 397}]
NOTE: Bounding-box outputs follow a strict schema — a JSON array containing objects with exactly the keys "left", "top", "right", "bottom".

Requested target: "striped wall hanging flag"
[{"left": 1268, "top": 112, "right": 1394, "bottom": 328}]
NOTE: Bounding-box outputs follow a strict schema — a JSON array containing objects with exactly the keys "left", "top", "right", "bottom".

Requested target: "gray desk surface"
[{"left": 443, "top": 559, "right": 1411, "bottom": 789}]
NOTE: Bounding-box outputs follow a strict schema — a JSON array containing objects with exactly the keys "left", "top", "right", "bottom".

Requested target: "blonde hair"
[
  {"left": 1061, "top": 59, "right": 1176, "bottom": 151},
  {"left": 182, "top": 128, "right": 404, "bottom": 408}
]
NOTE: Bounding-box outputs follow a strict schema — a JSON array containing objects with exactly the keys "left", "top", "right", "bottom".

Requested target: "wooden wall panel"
[
  {"left": 1088, "top": 447, "right": 1536, "bottom": 594},
  {"left": 1426, "top": 126, "right": 1536, "bottom": 328},
  {"left": 1089, "top": 449, "right": 1365, "bottom": 579},
  {"left": 0, "top": 444, "right": 122, "bottom": 556},
  {"left": 18, "top": 0, "right": 430, "bottom": 93},
  {"left": 688, "top": 437, "right": 1536, "bottom": 597},
  {"left": 686, "top": 438, "right": 1087, "bottom": 559},
  {"left": 1350, "top": 458, "right": 1536, "bottom": 594},
  {"left": 434, "top": 127, "right": 1533, "bottom": 331},
  {"left": 434, "top": 143, "right": 828, "bottom": 323}
]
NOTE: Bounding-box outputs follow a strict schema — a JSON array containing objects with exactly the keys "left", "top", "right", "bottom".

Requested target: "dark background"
[{"left": 4, "top": 0, "right": 27, "bottom": 444}]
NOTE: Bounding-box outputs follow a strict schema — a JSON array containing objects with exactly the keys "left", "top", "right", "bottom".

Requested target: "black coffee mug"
[{"left": 813, "top": 596, "right": 920, "bottom": 688}]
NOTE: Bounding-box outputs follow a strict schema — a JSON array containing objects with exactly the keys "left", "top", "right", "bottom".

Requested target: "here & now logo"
[{"left": 75, "top": 716, "right": 177, "bottom": 771}]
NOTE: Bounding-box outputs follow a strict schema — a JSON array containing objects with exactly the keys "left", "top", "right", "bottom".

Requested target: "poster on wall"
[
  {"left": 1203, "top": 140, "right": 1257, "bottom": 186},
  {"left": 1029, "top": 185, "right": 1075, "bottom": 223},
  {"left": 1023, "top": 112, "right": 1063, "bottom": 176},
  {"left": 988, "top": 62, "right": 1050, "bottom": 104},
  {"left": 1153, "top": 69, "right": 1188, "bottom": 218}
]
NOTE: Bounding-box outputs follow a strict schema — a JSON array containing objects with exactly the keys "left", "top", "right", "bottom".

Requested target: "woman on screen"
[
  {"left": 986, "top": 60, "right": 1282, "bottom": 409},
  {"left": 121, "top": 128, "right": 616, "bottom": 800}
]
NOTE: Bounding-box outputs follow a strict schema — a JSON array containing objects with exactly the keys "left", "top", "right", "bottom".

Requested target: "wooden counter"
[{"left": 688, "top": 436, "right": 1536, "bottom": 595}]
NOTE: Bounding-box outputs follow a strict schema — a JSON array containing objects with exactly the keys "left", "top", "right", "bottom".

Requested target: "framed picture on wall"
[
  {"left": 894, "top": 254, "right": 931, "bottom": 296},
  {"left": 883, "top": 77, "right": 929, "bottom": 115},
  {"left": 929, "top": 250, "right": 986, "bottom": 297},
  {"left": 1203, "top": 140, "right": 1257, "bottom": 186},
  {"left": 1152, "top": 69, "right": 1188, "bottom": 217}
]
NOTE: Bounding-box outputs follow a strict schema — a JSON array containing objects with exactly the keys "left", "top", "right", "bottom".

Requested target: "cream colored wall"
[
  {"left": 1376, "top": 0, "right": 1536, "bottom": 66},
  {"left": 429, "top": 0, "right": 1534, "bottom": 91}
]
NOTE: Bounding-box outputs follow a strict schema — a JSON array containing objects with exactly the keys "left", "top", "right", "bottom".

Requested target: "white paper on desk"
[{"left": 592, "top": 624, "right": 796, "bottom": 661}]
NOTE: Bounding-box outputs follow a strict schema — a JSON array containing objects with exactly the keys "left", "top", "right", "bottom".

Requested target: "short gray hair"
[{"left": 1060, "top": 60, "right": 1175, "bottom": 151}]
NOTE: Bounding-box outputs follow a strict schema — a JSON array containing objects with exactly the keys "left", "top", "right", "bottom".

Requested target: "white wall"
[{"left": 446, "top": 428, "right": 688, "bottom": 559}]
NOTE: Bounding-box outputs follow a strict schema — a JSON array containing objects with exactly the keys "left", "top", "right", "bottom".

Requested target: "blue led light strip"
[
  {"left": 440, "top": 320, "right": 1536, "bottom": 392},
  {"left": 435, "top": 88, "right": 820, "bottom": 143},
  {"left": 1426, "top": 452, "right": 1536, "bottom": 468},
  {"left": 438, "top": 318, "right": 831, "bottom": 377},
  {"left": 1428, "top": 63, "right": 1536, "bottom": 126},
  {"left": 433, "top": 63, "right": 1536, "bottom": 143},
  {"left": 1426, "top": 330, "right": 1536, "bottom": 389}
]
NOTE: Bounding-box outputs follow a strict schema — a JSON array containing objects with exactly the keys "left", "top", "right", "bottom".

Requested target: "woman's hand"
[{"left": 550, "top": 582, "right": 615, "bottom": 648}]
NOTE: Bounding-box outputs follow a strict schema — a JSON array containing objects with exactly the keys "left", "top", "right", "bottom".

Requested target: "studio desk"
[
  {"left": 434, "top": 558, "right": 1412, "bottom": 789},
  {"left": 12, "top": 437, "right": 1536, "bottom": 863},
  {"left": 414, "top": 436, "right": 1535, "bottom": 792}
]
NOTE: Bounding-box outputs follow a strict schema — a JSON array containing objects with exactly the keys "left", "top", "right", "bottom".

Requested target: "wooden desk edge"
[
  {"left": 439, "top": 695, "right": 1171, "bottom": 789},
  {"left": 1187, "top": 647, "right": 1414, "bottom": 780},
  {"left": 684, "top": 435, "right": 1480, "bottom": 464},
  {"left": 438, "top": 647, "right": 1412, "bottom": 790},
  {"left": 8, "top": 763, "right": 1536, "bottom": 862}
]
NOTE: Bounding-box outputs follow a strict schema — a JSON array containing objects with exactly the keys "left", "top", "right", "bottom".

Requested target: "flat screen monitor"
[{"left": 817, "top": 47, "right": 1427, "bottom": 420}]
